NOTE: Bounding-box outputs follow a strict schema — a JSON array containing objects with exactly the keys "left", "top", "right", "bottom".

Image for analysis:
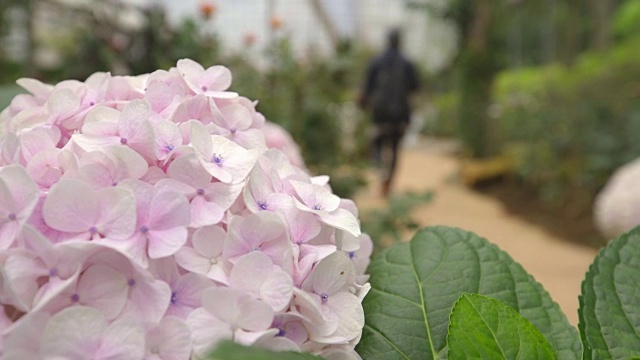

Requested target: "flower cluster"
[
  {"left": 594, "top": 157, "right": 640, "bottom": 239},
  {"left": 0, "top": 59, "right": 372, "bottom": 359}
]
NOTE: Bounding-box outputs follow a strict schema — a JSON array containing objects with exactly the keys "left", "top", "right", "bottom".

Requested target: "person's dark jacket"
[{"left": 361, "top": 48, "right": 420, "bottom": 126}]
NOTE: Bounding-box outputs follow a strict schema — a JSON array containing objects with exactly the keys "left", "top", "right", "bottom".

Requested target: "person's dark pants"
[{"left": 372, "top": 123, "right": 406, "bottom": 194}]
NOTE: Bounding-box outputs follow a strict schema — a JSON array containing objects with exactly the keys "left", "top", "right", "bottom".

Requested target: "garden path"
[{"left": 353, "top": 137, "right": 598, "bottom": 326}]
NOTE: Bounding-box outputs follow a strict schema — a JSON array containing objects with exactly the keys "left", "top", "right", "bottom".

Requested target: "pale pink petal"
[
  {"left": 215, "top": 103, "right": 253, "bottom": 131},
  {"left": 19, "top": 127, "right": 57, "bottom": 161},
  {"left": 42, "top": 179, "right": 98, "bottom": 233},
  {"left": 315, "top": 292, "right": 364, "bottom": 343},
  {"left": 335, "top": 231, "right": 361, "bottom": 253},
  {"left": 0, "top": 165, "right": 39, "bottom": 233},
  {"left": 255, "top": 335, "right": 301, "bottom": 352},
  {"left": 145, "top": 316, "right": 191, "bottom": 360},
  {"left": 97, "top": 186, "right": 137, "bottom": 240},
  {"left": 141, "top": 166, "right": 166, "bottom": 184},
  {"left": 166, "top": 153, "right": 211, "bottom": 187},
  {"left": 290, "top": 180, "right": 340, "bottom": 212},
  {"left": 170, "top": 95, "right": 213, "bottom": 124},
  {"left": 282, "top": 206, "right": 322, "bottom": 244},
  {"left": 97, "top": 319, "right": 145, "bottom": 360},
  {"left": 176, "top": 59, "right": 205, "bottom": 91},
  {"left": 154, "top": 120, "right": 182, "bottom": 160},
  {"left": 82, "top": 106, "right": 119, "bottom": 135},
  {"left": 192, "top": 224, "right": 226, "bottom": 259},
  {"left": 98, "top": 233, "right": 149, "bottom": 269},
  {"left": 76, "top": 264, "right": 128, "bottom": 320},
  {"left": 2, "top": 311, "right": 49, "bottom": 359},
  {"left": 71, "top": 134, "right": 120, "bottom": 153},
  {"left": 2, "top": 253, "right": 44, "bottom": 310},
  {"left": 40, "top": 306, "right": 106, "bottom": 359},
  {"left": 209, "top": 135, "right": 259, "bottom": 184},
  {"left": 148, "top": 190, "right": 190, "bottom": 230},
  {"left": 319, "top": 209, "right": 361, "bottom": 237},
  {"left": 235, "top": 292, "right": 274, "bottom": 332},
  {"left": 190, "top": 121, "right": 213, "bottom": 159},
  {"left": 0, "top": 261, "right": 31, "bottom": 311},
  {"left": 105, "top": 145, "right": 149, "bottom": 182},
  {"left": 229, "top": 252, "right": 271, "bottom": 294},
  {"left": 310, "top": 251, "right": 353, "bottom": 296},
  {"left": 230, "top": 128, "right": 267, "bottom": 152},
  {"left": 202, "top": 65, "right": 232, "bottom": 92},
  {"left": 147, "top": 226, "right": 188, "bottom": 259},
  {"left": 26, "top": 149, "right": 64, "bottom": 188},
  {"left": 31, "top": 268, "right": 80, "bottom": 313},
  {"left": 186, "top": 307, "right": 232, "bottom": 358},
  {"left": 260, "top": 269, "right": 293, "bottom": 312},
  {"left": 190, "top": 195, "right": 224, "bottom": 227},
  {"left": 311, "top": 175, "right": 330, "bottom": 186},
  {"left": 204, "top": 181, "right": 244, "bottom": 210},
  {"left": 200, "top": 287, "right": 242, "bottom": 325},
  {"left": 292, "top": 287, "right": 338, "bottom": 337},
  {"left": 234, "top": 328, "right": 279, "bottom": 346},
  {"left": 119, "top": 100, "right": 156, "bottom": 162},
  {"left": 16, "top": 77, "right": 54, "bottom": 99},
  {"left": 128, "top": 277, "right": 171, "bottom": 324},
  {"left": 167, "top": 272, "right": 213, "bottom": 318},
  {"left": 46, "top": 88, "right": 80, "bottom": 125},
  {"left": 155, "top": 178, "right": 195, "bottom": 196},
  {"left": 173, "top": 246, "right": 215, "bottom": 277},
  {"left": 0, "top": 132, "right": 20, "bottom": 165}
]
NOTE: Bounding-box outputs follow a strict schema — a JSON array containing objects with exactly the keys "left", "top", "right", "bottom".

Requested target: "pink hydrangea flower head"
[{"left": 0, "top": 59, "right": 371, "bottom": 358}]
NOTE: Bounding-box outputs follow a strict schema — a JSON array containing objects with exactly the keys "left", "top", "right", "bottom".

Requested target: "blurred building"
[
  {"left": 158, "top": 0, "right": 457, "bottom": 72},
  {"left": 1, "top": 0, "right": 457, "bottom": 73}
]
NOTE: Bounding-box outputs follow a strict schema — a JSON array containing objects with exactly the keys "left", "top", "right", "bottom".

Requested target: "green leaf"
[
  {"left": 579, "top": 227, "right": 640, "bottom": 359},
  {"left": 355, "top": 226, "right": 581, "bottom": 360},
  {"left": 447, "top": 293, "right": 556, "bottom": 359},
  {"left": 207, "top": 341, "right": 323, "bottom": 360}
]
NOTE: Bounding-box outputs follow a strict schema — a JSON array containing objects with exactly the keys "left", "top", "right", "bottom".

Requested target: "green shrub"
[
  {"left": 489, "top": 37, "right": 640, "bottom": 213},
  {"left": 425, "top": 92, "right": 459, "bottom": 137}
]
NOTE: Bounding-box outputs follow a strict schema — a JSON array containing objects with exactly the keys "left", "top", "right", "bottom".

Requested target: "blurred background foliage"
[
  {"left": 2, "top": 0, "right": 640, "bottom": 241},
  {"left": 426, "top": 0, "right": 640, "bottom": 221},
  {"left": 0, "top": 0, "right": 376, "bottom": 199}
]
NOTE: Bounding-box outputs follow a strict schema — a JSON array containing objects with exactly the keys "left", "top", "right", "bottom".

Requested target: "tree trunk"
[
  {"left": 458, "top": 0, "right": 494, "bottom": 158},
  {"left": 589, "top": 0, "right": 615, "bottom": 51},
  {"left": 309, "top": 0, "right": 340, "bottom": 49}
]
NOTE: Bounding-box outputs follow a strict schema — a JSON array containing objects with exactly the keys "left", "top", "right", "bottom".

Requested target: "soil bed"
[{"left": 474, "top": 178, "right": 605, "bottom": 248}]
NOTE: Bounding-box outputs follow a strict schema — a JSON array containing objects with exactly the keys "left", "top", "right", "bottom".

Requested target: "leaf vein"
[
  {"left": 363, "top": 324, "right": 413, "bottom": 360},
  {"left": 370, "top": 288, "right": 422, "bottom": 308},
  {"left": 410, "top": 241, "right": 443, "bottom": 359}
]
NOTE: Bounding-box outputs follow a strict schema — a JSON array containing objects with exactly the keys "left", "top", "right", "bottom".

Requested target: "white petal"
[
  {"left": 319, "top": 208, "right": 361, "bottom": 237},
  {"left": 311, "top": 251, "right": 353, "bottom": 295}
]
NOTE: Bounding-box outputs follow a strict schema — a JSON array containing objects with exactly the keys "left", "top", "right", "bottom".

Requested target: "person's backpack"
[{"left": 370, "top": 55, "right": 408, "bottom": 123}]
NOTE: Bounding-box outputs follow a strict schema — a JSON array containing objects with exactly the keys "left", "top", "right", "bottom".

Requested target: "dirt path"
[{"left": 353, "top": 137, "right": 598, "bottom": 325}]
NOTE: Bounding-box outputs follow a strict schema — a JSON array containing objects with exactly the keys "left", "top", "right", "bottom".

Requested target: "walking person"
[{"left": 358, "top": 29, "right": 420, "bottom": 197}]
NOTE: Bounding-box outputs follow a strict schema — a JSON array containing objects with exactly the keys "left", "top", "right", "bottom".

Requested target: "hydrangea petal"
[
  {"left": 42, "top": 179, "right": 98, "bottom": 233},
  {"left": 40, "top": 306, "right": 106, "bottom": 359},
  {"left": 145, "top": 316, "right": 192, "bottom": 360}
]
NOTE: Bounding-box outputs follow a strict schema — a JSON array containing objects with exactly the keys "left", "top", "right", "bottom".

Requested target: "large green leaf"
[
  {"left": 447, "top": 293, "right": 556, "bottom": 359},
  {"left": 207, "top": 341, "right": 323, "bottom": 360},
  {"left": 355, "top": 226, "right": 581, "bottom": 360},
  {"left": 579, "top": 227, "right": 640, "bottom": 359}
]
